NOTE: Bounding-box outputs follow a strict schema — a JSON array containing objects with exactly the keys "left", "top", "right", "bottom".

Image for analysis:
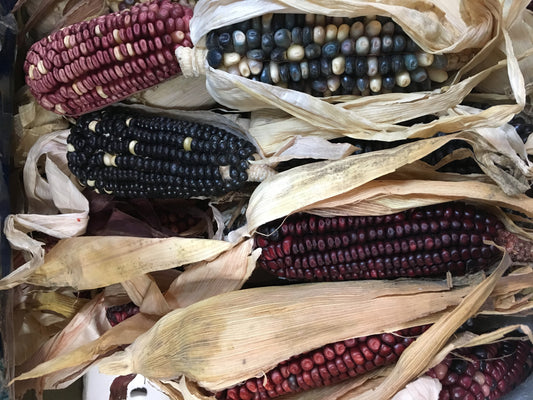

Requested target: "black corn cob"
[
  {"left": 24, "top": 0, "right": 193, "bottom": 116},
  {"left": 106, "top": 302, "right": 140, "bottom": 326},
  {"left": 254, "top": 202, "right": 533, "bottom": 282},
  {"left": 216, "top": 325, "right": 431, "bottom": 400},
  {"left": 205, "top": 14, "right": 470, "bottom": 97},
  {"left": 427, "top": 339, "right": 533, "bottom": 400},
  {"left": 67, "top": 108, "right": 258, "bottom": 199}
]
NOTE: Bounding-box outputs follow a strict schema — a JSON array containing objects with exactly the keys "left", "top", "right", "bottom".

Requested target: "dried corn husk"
[
  {"left": 11, "top": 240, "right": 257, "bottom": 387},
  {"left": 180, "top": 0, "right": 527, "bottom": 138},
  {"left": 96, "top": 255, "right": 511, "bottom": 392}
]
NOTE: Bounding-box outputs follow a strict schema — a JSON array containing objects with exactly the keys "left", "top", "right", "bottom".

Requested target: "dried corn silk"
[{"left": 179, "top": 0, "right": 526, "bottom": 139}]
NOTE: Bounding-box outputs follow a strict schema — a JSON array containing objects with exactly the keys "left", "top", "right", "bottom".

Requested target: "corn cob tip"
[{"left": 495, "top": 230, "right": 533, "bottom": 263}]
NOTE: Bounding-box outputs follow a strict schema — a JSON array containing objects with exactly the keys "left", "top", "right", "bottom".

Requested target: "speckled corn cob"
[
  {"left": 427, "top": 339, "right": 533, "bottom": 400},
  {"left": 106, "top": 302, "right": 140, "bottom": 326},
  {"left": 67, "top": 108, "right": 259, "bottom": 199},
  {"left": 24, "top": 0, "right": 193, "bottom": 116},
  {"left": 216, "top": 325, "right": 431, "bottom": 400},
  {"left": 205, "top": 14, "right": 470, "bottom": 97},
  {"left": 255, "top": 202, "right": 533, "bottom": 281}
]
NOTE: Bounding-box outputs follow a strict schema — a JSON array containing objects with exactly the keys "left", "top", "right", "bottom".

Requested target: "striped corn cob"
[
  {"left": 254, "top": 202, "right": 533, "bottom": 281},
  {"left": 106, "top": 302, "right": 140, "bottom": 326},
  {"left": 205, "top": 14, "right": 471, "bottom": 97},
  {"left": 427, "top": 338, "right": 533, "bottom": 400},
  {"left": 216, "top": 325, "right": 431, "bottom": 400},
  {"left": 24, "top": 0, "right": 193, "bottom": 116},
  {"left": 67, "top": 108, "right": 263, "bottom": 199}
]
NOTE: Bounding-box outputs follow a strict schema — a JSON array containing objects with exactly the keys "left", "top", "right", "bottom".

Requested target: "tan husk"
[
  {"left": 10, "top": 240, "right": 257, "bottom": 386},
  {"left": 97, "top": 274, "right": 500, "bottom": 391},
  {"left": 181, "top": 0, "right": 526, "bottom": 138}
]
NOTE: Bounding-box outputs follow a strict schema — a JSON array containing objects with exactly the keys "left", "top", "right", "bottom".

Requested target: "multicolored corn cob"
[
  {"left": 106, "top": 302, "right": 140, "bottom": 326},
  {"left": 67, "top": 108, "right": 261, "bottom": 199},
  {"left": 216, "top": 325, "right": 431, "bottom": 400},
  {"left": 24, "top": 0, "right": 193, "bottom": 116},
  {"left": 427, "top": 339, "right": 533, "bottom": 400},
  {"left": 205, "top": 14, "right": 471, "bottom": 97},
  {"left": 255, "top": 202, "right": 533, "bottom": 281}
]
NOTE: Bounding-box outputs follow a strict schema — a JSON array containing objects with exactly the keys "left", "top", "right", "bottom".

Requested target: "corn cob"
[
  {"left": 216, "top": 325, "right": 431, "bottom": 400},
  {"left": 427, "top": 339, "right": 533, "bottom": 400},
  {"left": 106, "top": 302, "right": 140, "bottom": 326},
  {"left": 205, "top": 14, "right": 471, "bottom": 97},
  {"left": 67, "top": 108, "right": 264, "bottom": 199},
  {"left": 24, "top": 0, "right": 193, "bottom": 116},
  {"left": 255, "top": 202, "right": 532, "bottom": 282}
]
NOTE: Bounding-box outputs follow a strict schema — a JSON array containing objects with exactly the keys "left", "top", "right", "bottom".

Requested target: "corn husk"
[
  {"left": 96, "top": 255, "right": 513, "bottom": 392},
  {"left": 179, "top": 0, "right": 527, "bottom": 137},
  {"left": 10, "top": 239, "right": 257, "bottom": 388}
]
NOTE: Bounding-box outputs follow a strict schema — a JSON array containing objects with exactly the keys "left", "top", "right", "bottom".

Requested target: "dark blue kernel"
[
  {"left": 382, "top": 76, "right": 395, "bottom": 90},
  {"left": 291, "top": 27, "right": 303, "bottom": 44},
  {"left": 289, "top": 79, "right": 305, "bottom": 92},
  {"left": 356, "top": 76, "right": 369, "bottom": 92},
  {"left": 309, "top": 59, "right": 321, "bottom": 79},
  {"left": 392, "top": 35, "right": 406, "bottom": 52},
  {"left": 320, "top": 57, "right": 332, "bottom": 76},
  {"left": 302, "top": 26, "right": 313, "bottom": 46},
  {"left": 345, "top": 56, "right": 356, "bottom": 75},
  {"left": 247, "top": 49, "right": 265, "bottom": 61},
  {"left": 218, "top": 32, "right": 233, "bottom": 52},
  {"left": 235, "top": 20, "right": 250, "bottom": 32},
  {"left": 260, "top": 64, "right": 273, "bottom": 84},
  {"left": 355, "top": 57, "right": 366, "bottom": 77},
  {"left": 271, "top": 47, "right": 288, "bottom": 62},
  {"left": 206, "top": 31, "right": 219, "bottom": 50},
  {"left": 246, "top": 29, "right": 261, "bottom": 49},
  {"left": 391, "top": 55, "right": 404, "bottom": 73},
  {"left": 378, "top": 56, "right": 391, "bottom": 75},
  {"left": 251, "top": 17, "right": 261, "bottom": 31},
  {"left": 406, "top": 38, "right": 419, "bottom": 52},
  {"left": 274, "top": 29, "right": 292, "bottom": 48},
  {"left": 289, "top": 62, "right": 301, "bottom": 82},
  {"left": 417, "top": 78, "right": 432, "bottom": 91},
  {"left": 311, "top": 79, "right": 328, "bottom": 93},
  {"left": 322, "top": 41, "right": 340, "bottom": 58},
  {"left": 261, "top": 33, "right": 275, "bottom": 54},
  {"left": 279, "top": 63, "right": 290, "bottom": 82},
  {"left": 340, "top": 75, "right": 356, "bottom": 91},
  {"left": 304, "top": 43, "right": 321, "bottom": 59},
  {"left": 404, "top": 54, "right": 418, "bottom": 71}
]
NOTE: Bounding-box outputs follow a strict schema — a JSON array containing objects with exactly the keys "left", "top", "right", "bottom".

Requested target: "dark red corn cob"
[
  {"left": 427, "top": 339, "right": 533, "bottom": 400},
  {"left": 254, "top": 202, "right": 533, "bottom": 282},
  {"left": 216, "top": 325, "right": 431, "bottom": 400},
  {"left": 106, "top": 302, "right": 140, "bottom": 326},
  {"left": 24, "top": 0, "right": 193, "bottom": 116}
]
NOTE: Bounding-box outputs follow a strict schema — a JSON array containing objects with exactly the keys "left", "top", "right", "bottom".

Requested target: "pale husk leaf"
[
  {"left": 17, "top": 236, "right": 232, "bottom": 290},
  {"left": 164, "top": 238, "right": 256, "bottom": 309},
  {"left": 97, "top": 278, "right": 481, "bottom": 391},
  {"left": 121, "top": 275, "right": 171, "bottom": 317}
]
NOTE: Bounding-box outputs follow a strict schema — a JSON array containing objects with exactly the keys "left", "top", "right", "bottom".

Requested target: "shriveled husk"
[
  {"left": 180, "top": 0, "right": 527, "bottom": 138},
  {"left": 96, "top": 254, "right": 519, "bottom": 393}
]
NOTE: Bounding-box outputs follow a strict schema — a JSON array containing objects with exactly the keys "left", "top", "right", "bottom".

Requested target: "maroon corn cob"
[
  {"left": 216, "top": 325, "right": 431, "bottom": 400},
  {"left": 254, "top": 202, "right": 533, "bottom": 282},
  {"left": 24, "top": 0, "right": 193, "bottom": 116},
  {"left": 106, "top": 302, "right": 140, "bottom": 326},
  {"left": 427, "top": 339, "right": 533, "bottom": 400}
]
